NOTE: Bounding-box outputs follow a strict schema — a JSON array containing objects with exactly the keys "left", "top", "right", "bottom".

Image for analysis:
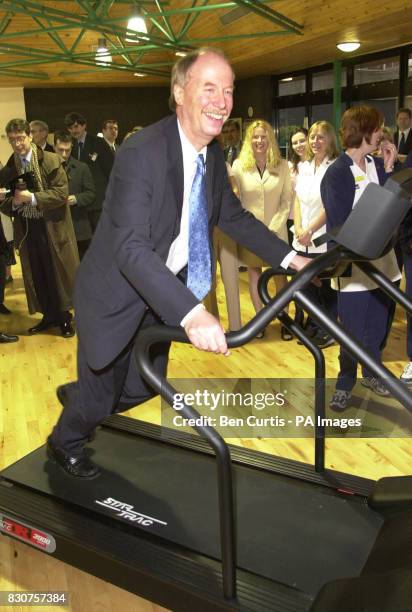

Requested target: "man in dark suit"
[
  {"left": 48, "top": 48, "right": 310, "bottom": 478},
  {"left": 223, "top": 118, "right": 241, "bottom": 165},
  {"left": 101, "top": 119, "right": 118, "bottom": 154},
  {"left": 394, "top": 107, "right": 412, "bottom": 160},
  {"left": 64, "top": 112, "right": 114, "bottom": 232},
  {"left": 29, "top": 120, "right": 54, "bottom": 152},
  {"left": 54, "top": 129, "right": 95, "bottom": 260}
]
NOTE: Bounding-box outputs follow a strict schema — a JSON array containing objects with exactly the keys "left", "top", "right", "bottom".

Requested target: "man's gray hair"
[
  {"left": 29, "top": 119, "right": 49, "bottom": 132},
  {"left": 168, "top": 47, "right": 233, "bottom": 111}
]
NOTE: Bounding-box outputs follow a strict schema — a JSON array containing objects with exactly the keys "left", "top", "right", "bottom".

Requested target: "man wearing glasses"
[{"left": 0, "top": 118, "right": 79, "bottom": 337}]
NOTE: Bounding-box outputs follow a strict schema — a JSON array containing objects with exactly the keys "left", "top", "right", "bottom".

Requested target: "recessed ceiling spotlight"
[
  {"left": 175, "top": 51, "right": 187, "bottom": 57},
  {"left": 134, "top": 72, "right": 146, "bottom": 77},
  {"left": 337, "top": 42, "right": 361, "bottom": 53},
  {"left": 280, "top": 77, "right": 293, "bottom": 82}
]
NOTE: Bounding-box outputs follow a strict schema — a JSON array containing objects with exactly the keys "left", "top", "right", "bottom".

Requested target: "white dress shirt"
[
  {"left": 19, "top": 149, "right": 37, "bottom": 206},
  {"left": 166, "top": 121, "right": 207, "bottom": 275}
]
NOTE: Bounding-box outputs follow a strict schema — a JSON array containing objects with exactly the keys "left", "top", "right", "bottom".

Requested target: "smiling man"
[{"left": 49, "top": 48, "right": 310, "bottom": 478}]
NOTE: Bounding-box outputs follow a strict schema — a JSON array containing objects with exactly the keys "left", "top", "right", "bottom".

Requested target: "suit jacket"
[
  {"left": 321, "top": 152, "right": 389, "bottom": 232},
  {"left": 72, "top": 133, "right": 113, "bottom": 212},
  {"left": 43, "top": 142, "right": 54, "bottom": 153},
  {"left": 65, "top": 156, "right": 95, "bottom": 241},
  {"left": 75, "top": 115, "right": 291, "bottom": 370},
  {"left": 394, "top": 129, "right": 412, "bottom": 156},
  {"left": 231, "top": 158, "right": 292, "bottom": 242}
]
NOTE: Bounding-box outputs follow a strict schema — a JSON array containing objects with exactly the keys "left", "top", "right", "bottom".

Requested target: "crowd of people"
[{"left": 1, "top": 57, "right": 412, "bottom": 435}]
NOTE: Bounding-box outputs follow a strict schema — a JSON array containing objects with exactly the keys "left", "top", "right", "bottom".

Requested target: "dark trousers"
[
  {"left": 50, "top": 308, "right": 171, "bottom": 454},
  {"left": 336, "top": 289, "right": 391, "bottom": 392},
  {"left": 88, "top": 210, "right": 101, "bottom": 234},
  {"left": 404, "top": 252, "right": 412, "bottom": 360},
  {"left": 26, "top": 218, "right": 70, "bottom": 324},
  {"left": 296, "top": 251, "right": 337, "bottom": 332}
]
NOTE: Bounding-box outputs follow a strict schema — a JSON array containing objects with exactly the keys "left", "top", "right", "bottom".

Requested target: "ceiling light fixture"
[
  {"left": 175, "top": 51, "right": 187, "bottom": 57},
  {"left": 95, "top": 38, "right": 112, "bottom": 66},
  {"left": 280, "top": 77, "right": 293, "bottom": 82},
  {"left": 337, "top": 42, "right": 361, "bottom": 53},
  {"left": 134, "top": 72, "right": 146, "bottom": 77},
  {"left": 126, "top": 11, "right": 148, "bottom": 43}
]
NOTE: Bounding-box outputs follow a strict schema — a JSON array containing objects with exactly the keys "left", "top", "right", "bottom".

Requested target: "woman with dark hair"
[
  {"left": 287, "top": 127, "right": 308, "bottom": 247},
  {"left": 321, "top": 105, "right": 400, "bottom": 410},
  {"left": 288, "top": 127, "right": 308, "bottom": 178}
]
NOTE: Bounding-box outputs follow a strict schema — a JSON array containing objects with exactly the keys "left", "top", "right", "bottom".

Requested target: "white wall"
[{"left": 0, "top": 87, "right": 26, "bottom": 165}]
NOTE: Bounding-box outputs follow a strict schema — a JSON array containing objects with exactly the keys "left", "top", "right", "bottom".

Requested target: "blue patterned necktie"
[{"left": 186, "top": 154, "right": 211, "bottom": 300}]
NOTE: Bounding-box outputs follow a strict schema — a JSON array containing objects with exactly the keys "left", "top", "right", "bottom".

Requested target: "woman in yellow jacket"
[{"left": 232, "top": 119, "right": 293, "bottom": 339}]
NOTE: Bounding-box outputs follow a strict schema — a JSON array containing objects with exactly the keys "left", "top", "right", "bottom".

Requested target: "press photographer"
[{"left": 0, "top": 119, "right": 79, "bottom": 338}]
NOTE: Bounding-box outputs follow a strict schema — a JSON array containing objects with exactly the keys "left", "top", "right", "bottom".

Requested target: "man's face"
[
  {"left": 225, "top": 123, "right": 240, "bottom": 146},
  {"left": 174, "top": 52, "right": 234, "bottom": 150},
  {"left": 397, "top": 112, "right": 411, "bottom": 131},
  {"left": 67, "top": 121, "right": 87, "bottom": 140},
  {"left": 30, "top": 125, "right": 47, "bottom": 146},
  {"left": 7, "top": 131, "right": 32, "bottom": 157},
  {"left": 54, "top": 140, "right": 72, "bottom": 162},
  {"left": 102, "top": 122, "right": 118, "bottom": 144}
]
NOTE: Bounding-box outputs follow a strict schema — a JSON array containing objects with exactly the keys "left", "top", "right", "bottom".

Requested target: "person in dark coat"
[
  {"left": 30, "top": 120, "right": 54, "bottom": 152},
  {"left": 54, "top": 129, "right": 95, "bottom": 260},
  {"left": 64, "top": 112, "right": 114, "bottom": 232}
]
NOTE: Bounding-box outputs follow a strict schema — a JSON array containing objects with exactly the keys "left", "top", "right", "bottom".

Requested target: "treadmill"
[{"left": 1, "top": 173, "right": 412, "bottom": 611}]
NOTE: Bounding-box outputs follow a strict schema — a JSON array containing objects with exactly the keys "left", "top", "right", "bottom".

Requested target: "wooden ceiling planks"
[{"left": 0, "top": 0, "right": 410, "bottom": 88}]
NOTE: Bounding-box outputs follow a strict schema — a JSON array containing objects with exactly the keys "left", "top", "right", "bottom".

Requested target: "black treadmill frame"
[
  {"left": 0, "top": 414, "right": 375, "bottom": 612},
  {"left": 1, "top": 245, "right": 412, "bottom": 611}
]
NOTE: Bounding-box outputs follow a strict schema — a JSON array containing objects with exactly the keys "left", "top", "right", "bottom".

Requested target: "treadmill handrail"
[{"left": 133, "top": 244, "right": 412, "bottom": 601}]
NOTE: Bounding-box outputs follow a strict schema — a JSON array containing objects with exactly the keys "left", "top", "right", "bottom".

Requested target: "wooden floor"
[{"left": 0, "top": 258, "right": 411, "bottom": 612}]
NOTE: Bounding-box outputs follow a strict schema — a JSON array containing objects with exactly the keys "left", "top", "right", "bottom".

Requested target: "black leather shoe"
[
  {"left": 0, "top": 303, "right": 11, "bottom": 315},
  {"left": 46, "top": 438, "right": 100, "bottom": 479},
  {"left": 28, "top": 319, "right": 56, "bottom": 334},
  {"left": 60, "top": 321, "right": 75, "bottom": 338},
  {"left": 0, "top": 331, "right": 19, "bottom": 343}
]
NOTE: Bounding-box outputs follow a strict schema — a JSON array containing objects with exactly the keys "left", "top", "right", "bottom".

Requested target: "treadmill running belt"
[{"left": 1, "top": 427, "right": 384, "bottom": 595}]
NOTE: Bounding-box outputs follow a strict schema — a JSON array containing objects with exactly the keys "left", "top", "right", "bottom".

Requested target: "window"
[
  {"left": 354, "top": 57, "right": 399, "bottom": 85},
  {"left": 312, "top": 68, "right": 347, "bottom": 91},
  {"left": 278, "top": 75, "right": 306, "bottom": 96},
  {"left": 310, "top": 104, "right": 334, "bottom": 125},
  {"left": 356, "top": 98, "right": 397, "bottom": 129},
  {"left": 278, "top": 106, "right": 307, "bottom": 157}
]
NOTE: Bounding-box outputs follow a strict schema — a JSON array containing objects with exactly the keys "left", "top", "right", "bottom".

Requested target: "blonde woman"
[
  {"left": 293, "top": 120, "right": 339, "bottom": 348},
  {"left": 232, "top": 119, "right": 293, "bottom": 339}
]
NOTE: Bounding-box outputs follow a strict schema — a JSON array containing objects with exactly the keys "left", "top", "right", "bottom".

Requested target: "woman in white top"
[
  {"left": 287, "top": 127, "right": 308, "bottom": 247},
  {"left": 288, "top": 127, "right": 308, "bottom": 193},
  {"left": 321, "top": 105, "right": 399, "bottom": 410},
  {"left": 292, "top": 121, "right": 339, "bottom": 347},
  {"left": 232, "top": 120, "right": 293, "bottom": 339}
]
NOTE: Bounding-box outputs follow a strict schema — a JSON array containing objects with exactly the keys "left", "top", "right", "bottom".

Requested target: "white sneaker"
[{"left": 400, "top": 362, "right": 412, "bottom": 383}]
